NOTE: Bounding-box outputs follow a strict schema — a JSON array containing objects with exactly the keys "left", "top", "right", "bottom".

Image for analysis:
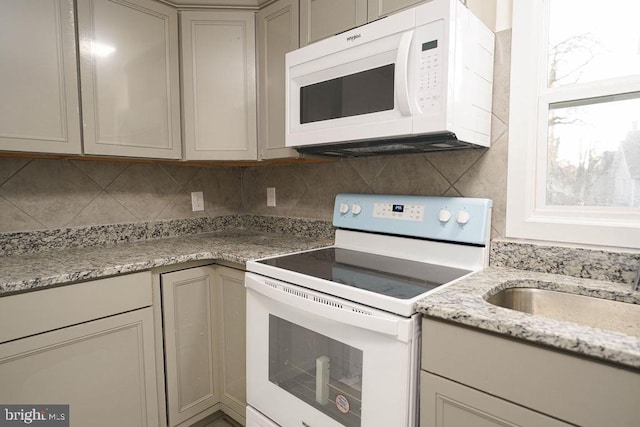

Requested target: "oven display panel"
[{"left": 373, "top": 202, "right": 424, "bottom": 221}]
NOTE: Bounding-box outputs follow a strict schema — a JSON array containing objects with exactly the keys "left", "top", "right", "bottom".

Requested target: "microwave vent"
[{"left": 295, "top": 132, "right": 485, "bottom": 157}]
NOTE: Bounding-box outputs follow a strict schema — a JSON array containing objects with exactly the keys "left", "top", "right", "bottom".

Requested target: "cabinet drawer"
[
  {"left": 422, "top": 318, "right": 640, "bottom": 427},
  {"left": 0, "top": 272, "right": 152, "bottom": 343},
  {"left": 0, "top": 307, "right": 159, "bottom": 426}
]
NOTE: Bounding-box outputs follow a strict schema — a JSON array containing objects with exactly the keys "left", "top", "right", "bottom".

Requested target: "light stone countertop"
[
  {"left": 416, "top": 267, "right": 640, "bottom": 370},
  {"left": 2, "top": 223, "right": 639, "bottom": 371},
  {"left": 0, "top": 229, "right": 333, "bottom": 296}
]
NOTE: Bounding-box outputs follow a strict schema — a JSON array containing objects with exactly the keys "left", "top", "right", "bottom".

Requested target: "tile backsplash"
[
  {"left": 0, "top": 159, "right": 242, "bottom": 233},
  {"left": 0, "top": 30, "right": 512, "bottom": 238}
]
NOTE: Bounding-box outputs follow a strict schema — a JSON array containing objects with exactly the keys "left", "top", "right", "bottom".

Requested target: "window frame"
[{"left": 506, "top": 0, "right": 640, "bottom": 249}]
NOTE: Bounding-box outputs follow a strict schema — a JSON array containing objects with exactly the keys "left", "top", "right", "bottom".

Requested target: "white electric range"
[{"left": 245, "top": 193, "right": 492, "bottom": 427}]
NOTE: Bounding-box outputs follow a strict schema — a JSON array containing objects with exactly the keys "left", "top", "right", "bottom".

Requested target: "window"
[{"left": 507, "top": 0, "right": 640, "bottom": 248}]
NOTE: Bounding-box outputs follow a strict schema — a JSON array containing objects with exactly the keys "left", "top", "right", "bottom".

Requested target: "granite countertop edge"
[
  {"left": 416, "top": 267, "right": 640, "bottom": 370},
  {"left": 0, "top": 229, "right": 333, "bottom": 296},
  {"left": 3, "top": 229, "right": 639, "bottom": 371}
]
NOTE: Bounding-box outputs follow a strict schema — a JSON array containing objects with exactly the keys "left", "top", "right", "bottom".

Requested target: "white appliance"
[
  {"left": 285, "top": 0, "right": 495, "bottom": 157},
  {"left": 246, "top": 194, "right": 492, "bottom": 427}
]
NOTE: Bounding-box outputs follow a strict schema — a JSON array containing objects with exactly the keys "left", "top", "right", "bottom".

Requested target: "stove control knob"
[
  {"left": 352, "top": 203, "right": 362, "bottom": 215},
  {"left": 438, "top": 209, "right": 451, "bottom": 223},
  {"left": 339, "top": 202, "right": 350, "bottom": 214},
  {"left": 456, "top": 210, "right": 470, "bottom": 225}
]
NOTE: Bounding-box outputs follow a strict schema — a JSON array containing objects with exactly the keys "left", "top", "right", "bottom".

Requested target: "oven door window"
[{"left": 269, "top": 315, "right": 363, "bottom": 427}]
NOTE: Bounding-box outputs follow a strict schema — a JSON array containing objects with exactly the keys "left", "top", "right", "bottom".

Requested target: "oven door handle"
[{"left": 246, "top": 274, "right": 409, "bottom": 342}]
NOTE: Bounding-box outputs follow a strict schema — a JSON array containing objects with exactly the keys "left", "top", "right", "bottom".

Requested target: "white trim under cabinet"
[
  {"left": 257, "top": 0, "right": 300, "bottom": 160},
  {"left": 77, "top": 0, "right": 182, "bottom": 159},
  {"left": 181, "top": 11, "right": 257, "bottom": 161},
  {"left": 0, "top": 0, "right": 82, "bottom": 154}
]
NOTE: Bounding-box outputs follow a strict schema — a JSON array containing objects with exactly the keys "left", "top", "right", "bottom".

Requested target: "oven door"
[{"left": 246, "top": 272, "right": 420, "bottom": 427}]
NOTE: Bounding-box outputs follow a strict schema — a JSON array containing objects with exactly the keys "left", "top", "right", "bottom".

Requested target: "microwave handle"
[
  {"left": 396, "top": 30, "right": 414, "bottom": 117},
  {"left": 246, "top": 273, "right": 410, "bottom": 342}
]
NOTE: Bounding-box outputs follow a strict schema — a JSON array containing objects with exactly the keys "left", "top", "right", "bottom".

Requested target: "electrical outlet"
[
  {"left": 267, "top": 187, "right": 276, "bottom": 207},
  {"left": 191, "top": 191, "right": 204, "bottom": 211}
]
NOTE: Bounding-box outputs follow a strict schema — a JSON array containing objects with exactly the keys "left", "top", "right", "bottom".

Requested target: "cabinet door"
[
  {"left": 299, "top": 0, "right": 368, "bottom": 47},
  {"left": 367, "top": 0, "right": 424, "bottom": 20},
  {"left": 257, "top": 0, "right": 300, "bottom": 160},
  {"left": 216, "top": 266, "right": 247, "bottom": 424},
  {"left": 420, "top": 372, "right": 571, "bottom": 427},
  {"left": 0, "top": 308, "right": 159, "bottom": 427},
  {"left": 162, "top": 266, "right": 221, "bottom": 427},
  {"left": 181, "top": 11, "right": 257, "bottom": 161},
  {"left": 77, "top": 0, "right": 181, "bottom": 159},
  {"left": 0, "top": 0, "right": 81, "bottom": 154}
]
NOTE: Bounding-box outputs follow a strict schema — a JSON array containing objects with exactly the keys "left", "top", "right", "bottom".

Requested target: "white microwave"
[{"left": 285, "top": 0, "right": 494, "bottom": 157}]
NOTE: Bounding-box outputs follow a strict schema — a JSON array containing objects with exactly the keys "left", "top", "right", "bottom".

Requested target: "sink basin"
[{"left": 487, "top": 287, "right": 640, "bottom": 336}]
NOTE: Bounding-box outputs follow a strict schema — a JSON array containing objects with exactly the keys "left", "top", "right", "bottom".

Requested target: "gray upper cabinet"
[
  {"left": 77, "top": 0, "right": 182, "bottom": 159},
  {"left": 257, "top": 0, "right": 300, "bottom": 160},
  {"left": 0, "top": 0, "right": 82, "bottom": 155},
  {"left": 299, "top": 0, "right": 427, "bottom": 47},
  {"left": 299, "top": 0, "right": 368, "bottom": 47},
  {"left": 367, "top": 0, "right": 425, "bottom": 21},
  {"left": 181, "top": 10, "right": 257, "bottom": 161}
]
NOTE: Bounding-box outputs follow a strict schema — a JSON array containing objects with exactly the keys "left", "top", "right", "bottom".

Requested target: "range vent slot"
[
  {"left": 351, "top": 307, "right": 372, "bottom": 316},
  {"left": 313, "top": 295, "right": 344, "bottom": 309},
  {"left": 265, "top": 280, "right": 279, "bottom": 289},
  {"left": 283, "top": 285, "right": 309, "bottom": 299}
]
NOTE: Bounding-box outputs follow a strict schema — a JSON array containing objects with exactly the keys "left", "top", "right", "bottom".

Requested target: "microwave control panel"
[{"left": 416, "top": 20, "right": 444, "bottom": 114}]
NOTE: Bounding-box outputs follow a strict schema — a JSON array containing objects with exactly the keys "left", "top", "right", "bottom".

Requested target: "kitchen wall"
[
  {"left": 0, "top": 29, "right": 511, "bottom": 238},
  {"left": 0, "top": 159, "right": 242, "bottom": 233},
  {"left": 243, "top": 29, "right": 512, "bottom": 239}
]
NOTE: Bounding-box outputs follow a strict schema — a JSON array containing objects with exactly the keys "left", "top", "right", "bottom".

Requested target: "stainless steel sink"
[{"left": 486, "top": 287, "right": 640, "bottom": 336}]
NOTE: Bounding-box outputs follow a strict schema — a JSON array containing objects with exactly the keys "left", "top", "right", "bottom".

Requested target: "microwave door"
[{"left": 287, "top": 35, "right": 414, "bottom": 147}]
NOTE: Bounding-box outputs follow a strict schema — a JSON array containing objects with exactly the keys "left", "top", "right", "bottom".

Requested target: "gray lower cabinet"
[
  {"left": 421, "top": 372, "right": 569, "bottom": 427},
  {"left": 161, "top": 266, "right": 222, "bottom": 427},
  {"left": 159, "top": 264, "right": 247, "bottom": 427},
  {"left": 0, "top": 273, "right": 159, "bottom": 427},
  {"left": 217, "top": 267, "right": 248, "bottom": 422},
  {"left": 421, "top": 318, "right": 640, "bottom": 427}
]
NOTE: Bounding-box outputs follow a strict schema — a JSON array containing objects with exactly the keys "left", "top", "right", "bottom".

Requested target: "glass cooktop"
[{"left": 258, "top": 247, "right": 471, "bottom": 299}]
